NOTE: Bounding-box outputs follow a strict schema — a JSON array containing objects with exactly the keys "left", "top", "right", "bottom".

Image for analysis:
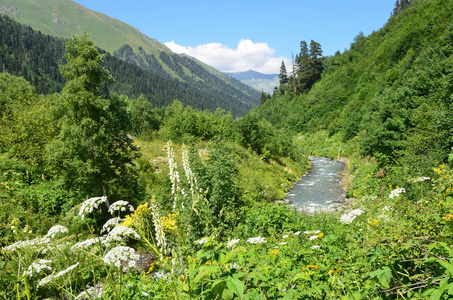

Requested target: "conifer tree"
[
  {"left": 309, "top": 40, "right": 324, "bottom": 87},
  {"left": 278, "top": 60, "right": 289, "bottom": 85},
  {"left": 56, "top": 32, "right": 139, "bottom": 201}
]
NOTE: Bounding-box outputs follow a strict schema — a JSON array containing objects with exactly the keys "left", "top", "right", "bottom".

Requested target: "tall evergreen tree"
[
  {"left": 56, "top": 32, "right": 139, "bottom": 201},
  {"left": 278, "top": 60, "right": 289, "bottom": 85},
  {"left": 278, "top": 60, "right": 289, "bottom": 94},
  {"left": 295, "top": 41, "right": 310, "bottom": 93},
  {"left": 309, "top": 40, "right": 324, "bottom": 87}
]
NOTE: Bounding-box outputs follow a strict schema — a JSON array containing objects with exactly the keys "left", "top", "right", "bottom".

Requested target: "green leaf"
[
  {"left": 192, "top": 270, "right": 210, "bottom": 285},
  {"left": 226, "top": 277, "right": 244, "bottom": 298},
  {"left": 368, "top": 266, "right": 392, "bottom": 289},
  {"left": 438, "top": 260, "right": 453, "bottom": 275}
]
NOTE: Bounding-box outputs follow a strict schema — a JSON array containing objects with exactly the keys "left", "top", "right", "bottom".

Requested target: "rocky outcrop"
[{"left": 0, "top": 5, "right": 20, "bottom": 15}]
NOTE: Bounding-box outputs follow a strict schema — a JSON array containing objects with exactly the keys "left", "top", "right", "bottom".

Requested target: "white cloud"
[{"left": 164, "top": 39, "right": 290, "bottom": 74}]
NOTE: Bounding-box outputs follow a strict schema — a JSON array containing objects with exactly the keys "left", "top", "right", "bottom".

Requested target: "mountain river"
[{"left": 286, "top": 156, "right": 346, "bottom": 213}]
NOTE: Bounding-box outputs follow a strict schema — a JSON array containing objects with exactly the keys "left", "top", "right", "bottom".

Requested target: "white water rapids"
[{"left": 286, "top": 157, "right": 346, "bottom": 213}]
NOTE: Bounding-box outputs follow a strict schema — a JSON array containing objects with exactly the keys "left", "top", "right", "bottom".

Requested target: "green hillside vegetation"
[
  {"left": 0, "top": 0, "right": 166, "bottom": 55},
  {"left": 3, "top": 0, "right": 453, "bottom": 299}
]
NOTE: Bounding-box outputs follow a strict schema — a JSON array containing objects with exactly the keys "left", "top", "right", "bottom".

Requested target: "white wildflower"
[
  {"left": 279, "top": 242, "right": 287, "bottom": 245},
  {"left": 304, "top": 230, "right": 321, "bottom": 235},
  {"left": 150, "top": 196, "right": 166, "bottom": 254},
  {"left": 153, "top": 270, "right": 168, "bottom": 280},
  {"left": 377, "top": 214, "right": 391, "bottom": 222},
  {"left": 102, "top": 226, "right": 140, "bottom": 244},
  {"left": 195, "top": 237, "right": 210, "bottom": 245},
  {"left": 226, "top": 239, "right": 240, "bottom": 248},
  {"left": 283, "top": 234, "right": 289, "bottom": 239},
  {"left": 108, "top": 201, "right": 134, "bottom": 215},
  {"left": 79, "top": 196, "right": 107, "bottom": 219},
  {"left": 294, "top": 231, "right": 301, "bottom": 235},
  {"left": 3, "top": 236, "right": 50, "bottom": 252},
  {"left": 38, "top": 262, "right": 80, "bottom": 287},
  {"left": 382, "top": 205, "right": 393, "bottom": 212},
  {"left": 389, "top": 188, "right": 406, "bottom": 199},
  {"left": 310, "top": 245, "right": 321, "bottom": 250},
  {"left": 413, "top": 176, "right": 430, "bottom": 183},
  {"left": 309, "top": 235, "right": 318, "bottom": 240},
  {"left": 46, "top": 225, "right": 68, "bottom": 239},
  {"left": 167, "top": 141, "right": 181, "bottom": 211},
  {"left": 71, "top": 237, "right": 105, "bottom": 250},
  {"left": 182, "top": 145, "right": 199, "bottom": 200},
  {"left": 247, "top": 236, "right": 267, "bottom": 244},
  {"left": 24, "top": 259, "right": 52, "bottom": 277},
  {"left": 340, "top": 209, "right": 364, "bottom": 224},
  {"left": 103, "top": 246, "right": 139, "bottom": 268},
  {"left": 101, "top": 217, "right": 124, "bottom": 234}
]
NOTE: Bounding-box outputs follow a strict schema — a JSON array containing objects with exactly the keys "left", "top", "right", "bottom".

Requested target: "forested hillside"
[
  {"left": 257, "top": 0, "right": 453, "bottom": 169},
  {"left": 0, "top": 15, "right": 258, "bottom": 115},
  {"left": 0, "top": 0, "right": 261, "bottom": 115}
]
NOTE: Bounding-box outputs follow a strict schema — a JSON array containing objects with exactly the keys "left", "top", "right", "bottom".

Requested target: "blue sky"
[{"left": 74, "top": 0, "right": 396, "bottom": 74}]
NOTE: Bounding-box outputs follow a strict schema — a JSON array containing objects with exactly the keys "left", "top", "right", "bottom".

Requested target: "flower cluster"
[
  {"left": 108, "top": 201, "right": 134, "bottom": 215},
  {"left": 443, "top": 214, "right": 453, "bottom": 222},
  {"left": 269, "top": 249, "right": 279, "bottom": 256},
  {"left": 45, "top": 225, "right": 69, "bottom": 239},
  {"left": 161, "top": 212, "right": 178, "bottom": 231},
  {"left": 413, "top": 176, "right": 430, "bottom": 183},
  {"left": 79, "top": 196, "right": 107, "bottom": 219},
  {"left": 227, "top": 239, "right": 240, "bottom": 248},
  {"left": 121, "top": 202, "right": 149, "bottom": 229},
  {"left": 181, "top": 144, "right": 199, "bottom": 200},
  {"left": 3, "top": 236, "right": 50, "bottom": 252},
  {"left": 194, "top": 237, "right": 210, "bottom": 245},
  {"left": 24, "top": 259, "right": 52, "bottom": 277},
  {"left": 309, "top": 232, "right": 324, "bottom": 240},
  {"left": 101, "top": 217, "right": 124, "bottom": 234},
  {"left": 38, "top": 262, "right": 80, "bottom": 287},
  {"left": 389, "top": 188, "right": 406, "bottom": 199},
  {"left": 167, "top": 141, "right": 181, "bottom": 211},
  {"left": 310, "top": 245, "right": 321, "bottom": 250},
  {"left": 71, "top": 237, "right": 105, "bottom": 250},
  {"left": 304, "top": 230, "right": 321, "bottom": 235},
  {"left": 340, "top": 209, "right": 364, "bottom": 224},
  {"left": 103, "top": 246, "right": 140, "bottom": 268},
  {"left": 247, "top": 236, "right": 267, "bottom": 244},
  {"left": 102, "top": 226, "right": 141, "bottom": 244},
  {"left": 150, "top": 196, "right": 166, "bottom": 254}
]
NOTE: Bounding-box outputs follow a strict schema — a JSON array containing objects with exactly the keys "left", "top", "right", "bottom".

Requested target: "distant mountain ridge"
[
  {"left": 0, "top": 0, "right": 260, "bottom": 115},
  {"left": 224, "top": 70, "right": 278, "bottom": 81},
  {"left": 224, "top": 70, "right": 278, "bottom": 94}
]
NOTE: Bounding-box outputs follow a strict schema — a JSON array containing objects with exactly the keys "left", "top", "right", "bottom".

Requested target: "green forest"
[{"left": 2, "top": 0, "right": 453, "bottom": 299}]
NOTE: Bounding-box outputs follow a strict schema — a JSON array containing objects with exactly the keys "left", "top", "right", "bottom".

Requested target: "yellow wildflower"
[
  {"left": 161, "top": 212, "right": 178, "bottom": 231},
  {"left": 328, "top": 270, "right": 335, "bottom": 274},
  {"left": 269, "top": 249, "right": 279, "bottom": 257},
  {"left": 121, "top": 214, "right": 134, "bottom": 227},
  {"left": 301, "top": 267, "right": 307, "bottom": 271},
  {"left": 317, "top": 233, "right": 324, "bottom": 238},
  {"left": 443, "top": 214, "right": 453, "bottom": 222},
  {"left": 368, "top": 218, "right": 381, "bottom": 227},
  {"left": 146, "top": 261, "right": 158, "bottom": 274},
  {"left": 306, "top": 265, "right": 320, "bottom": 269}
]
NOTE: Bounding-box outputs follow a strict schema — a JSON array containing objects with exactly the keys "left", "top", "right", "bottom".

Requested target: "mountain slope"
[
  {"left": 224, "top": 70, "right": 278, "bottom": 94},
  {"left": 256, "top": 0, "right": 453, "bottom": 168},
  {"left": 0, "top": 15, "right": 256, "bottom": 115},
  {"left": 0, "top": 0, "right": 260, "bottom": 114}
]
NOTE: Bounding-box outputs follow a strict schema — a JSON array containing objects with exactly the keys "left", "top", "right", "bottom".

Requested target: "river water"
[{"left": 286, "top": 157, "right": 346, "bottom": 213}]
